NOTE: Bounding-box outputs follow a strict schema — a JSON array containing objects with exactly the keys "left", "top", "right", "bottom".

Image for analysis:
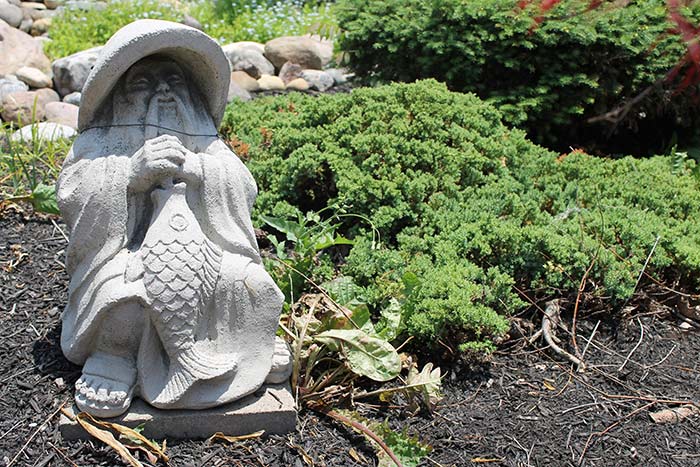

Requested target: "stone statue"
[{"left": 57, "top": 20, "right": 288, "bottom": 418}]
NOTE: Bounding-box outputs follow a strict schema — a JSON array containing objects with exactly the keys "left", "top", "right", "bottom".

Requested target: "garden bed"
[{"left": 2, "top": 210, "right": 698, "bottom": 467}]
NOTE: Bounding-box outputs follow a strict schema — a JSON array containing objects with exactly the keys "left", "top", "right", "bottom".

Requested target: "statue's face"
[{"left": 123, "top": 57, "right": 191, "bottom": 121}]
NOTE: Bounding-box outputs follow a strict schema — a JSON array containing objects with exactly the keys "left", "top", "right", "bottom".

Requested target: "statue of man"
[{"left": 57, "top": 20, "right": 286, "bottom": 418}]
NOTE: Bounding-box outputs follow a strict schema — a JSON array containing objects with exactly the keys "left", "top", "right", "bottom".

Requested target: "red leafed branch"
[{"left": 666, "top": 0, "right": 700, "bottom": 93}]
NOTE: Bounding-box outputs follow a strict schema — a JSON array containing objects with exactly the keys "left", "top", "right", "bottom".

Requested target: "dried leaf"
[
  {"left": 61, "top": 410, "right": 143, "bottom": 467},
  {"left": 207, "top": 430, "right": 265, "bottom": 443},
  {"left": 79, "top": 413, "right": 169, "bottom": 463},
  {"left": 405, "top": 363, "right": 442, "bottom": 410},
  {"left": 649, "top": 405, "right": 699, "bottom": 424}
]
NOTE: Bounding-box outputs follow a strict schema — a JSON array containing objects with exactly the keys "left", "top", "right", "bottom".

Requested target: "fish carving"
[{"left": 140, "top": 179, "right": 236, "bottom": 404}]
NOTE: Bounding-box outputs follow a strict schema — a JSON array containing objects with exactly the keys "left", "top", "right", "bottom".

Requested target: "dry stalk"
[{"left": 542, "top": 299, "right": 586, "bottom": 371}]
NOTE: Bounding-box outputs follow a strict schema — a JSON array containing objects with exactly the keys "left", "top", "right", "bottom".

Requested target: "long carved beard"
[{"left": 144, "top": 92, "right": 197, "bottom": 144}]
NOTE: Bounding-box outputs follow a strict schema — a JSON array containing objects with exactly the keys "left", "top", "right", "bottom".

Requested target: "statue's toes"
[{"left": 74, "top": 374, "right": 133, "bottom": 418}]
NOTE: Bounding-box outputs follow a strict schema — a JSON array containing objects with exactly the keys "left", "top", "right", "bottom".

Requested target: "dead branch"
[{"left": 542, "top": 300, "right": 586, "bottom": 371}]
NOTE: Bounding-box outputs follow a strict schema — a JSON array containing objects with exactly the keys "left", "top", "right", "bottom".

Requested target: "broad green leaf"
[
  {"left": 401, "top": 272, "right": 420, "bottom": 297},
  {"left": 315, "top": 329, "right": 400, "bottom": 381},
  {"left": 261, "top": 215, "right": 303, "bottom": 243},
  {"left": 322, "top": 276, "right": 365, "bottom": 306},
  {"left": 313, "top": 233, "right": 354, "bottom": 251},
  {"left": 30, "top": 183, "right": 59, "bottom": 214},
  {"left": 376, "top": 298, "right": 402, "bottom": 341}
]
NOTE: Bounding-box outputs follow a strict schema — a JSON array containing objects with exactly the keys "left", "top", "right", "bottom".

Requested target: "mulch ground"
[{"left": 1, "top": 211, "right": 699, "bottom": 467}]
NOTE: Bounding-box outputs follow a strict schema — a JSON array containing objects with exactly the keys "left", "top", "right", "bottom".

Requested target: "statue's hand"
[{"left": 129, "top": 135, "right": 197, "bottom": 191}]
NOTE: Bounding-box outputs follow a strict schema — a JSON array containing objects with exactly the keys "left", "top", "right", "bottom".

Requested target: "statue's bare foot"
[
  {"left": 74, "top": 353, "right": 136, "bottom": 418},
  {"left": 265, "top": 336, "right": 292, "bottom": 384}
]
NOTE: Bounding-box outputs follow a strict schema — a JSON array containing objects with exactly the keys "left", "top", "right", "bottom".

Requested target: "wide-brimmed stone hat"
[{"left": 78, "top": 19, "right": 230, "bottom": 131}]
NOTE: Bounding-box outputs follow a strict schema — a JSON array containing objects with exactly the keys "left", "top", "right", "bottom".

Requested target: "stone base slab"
[{"left": 59, "top": 383, "right": 296, "bottom": 440}]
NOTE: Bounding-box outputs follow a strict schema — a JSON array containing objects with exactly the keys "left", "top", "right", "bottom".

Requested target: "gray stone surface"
[
  {"left": 11, "top": 121, "right": 76, "bottom": 142},
  {"left": 227, "top": 47, "right": 274, "bottom": 79},
  {"left": 0, "top": 75, "right": 29, "bottom": 102},
  {"left": 300, "top": 69, "right": 334, "bottom": 92},
  {"left": 57, "top": 20, "right": 289, "bottom": 421},
  {"left": 0, "top": 18, "right": 51, "bottom": 75},
  {"left": 278, "top": 61, "right": 302, "bottom": 85},
  {"left": 51, "top": 46, "right": 101, "bottom": 97},
  {"left": 15, "top": 65, "right": 52, "bottom": 88},
  {"left": 1, "top": 90, "right": 45, "bottom": 123},
  {"left": 62, "top": 90, "right": 80, "bottom": 105},
  {"left": 222, "top": 41, "right": 265, "bottom": 58},
  {"left": 228, "top": 79, "right": 251, "bottom": 102},
  {"left": 30, "top": 16, "right": 51, "bottom": 35},
  {"left": 0, "top": 0, "right": 23, "bottom": 27},
  {"left": 59, "top": 383, "right": 296, "bottom": 440},
  {"left": 264, "top": 36, "right": 325, "bottom": 70},
  {"left": 325, "top": 68, "right": 349, "bottom": 85}
]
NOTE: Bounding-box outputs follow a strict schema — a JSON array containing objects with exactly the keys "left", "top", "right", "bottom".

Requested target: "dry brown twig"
[{"left": 541, "top": 299, "right": 586, "bottom": 371}]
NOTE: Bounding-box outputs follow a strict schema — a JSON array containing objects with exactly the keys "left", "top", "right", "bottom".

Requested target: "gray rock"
[
  {"left": 18, "top": 16, "right": 31, "bottom": 32},
  {"left": 222, "top": 41, "right": 265, "bottom": 57},
  {"left": 28, "top": 7, "right": 55, "bottom": 20},
  {"left": 278, "top": 61, "right": 302, "bottom": 85},
  {"left": 45, "top": 101, "right": 78, "bottom": 128},
  {"left": 227, "top": 47, "right": 274, "bottom": 79},
  {"left": 227, "top": 79, "right": 251, "bottom": 102},
  {"left": 304, "top": 34, "right": 334, "bottom": 66},
  {"left": 20, "top": 2, "right": 46, "bottom": 10},
  {"left": 11, "top": 121, "right": 76, "bottom": 142},
  {"left": 257, "top": 74, "right": 285, "bottom": 91},
  {"left": 325, "top": 68, "right": 349, "bottom": 85},
  {"left": 44, "top": 0, "right": 62, "bottom": 9},
  {"left": 0, "top": 18, "right": 51, "bottom": 75},
  {"left": 0, "top": 0, "right": 23, "bottom": 27},
  {"left": 230, "top": 70, "right": 259, "bottom": 92},
  {"left": 300, "top": 69, "right": 334, "bottom": 92},
  {"left": 0, "top": 75, "right": 29, "bottom": 102},
  {"left": 62, "top": 90, "right": 80, "bottom": 105},
  {"left": 51, "top": 46, "right": 101, "bottom": 96},
  {"left": 35, "top": 86, "right": 59, "bottom": 104},
  {"left": 15, "top": 65, "right": 52, "bottom": 88},
  {"left": 264, "top": 36, "right": 325, "bottom": 70}
]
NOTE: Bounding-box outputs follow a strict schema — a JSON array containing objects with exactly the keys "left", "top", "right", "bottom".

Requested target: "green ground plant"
[
  {"left": 45, "top": 0, "right": 338, "bottom": 60},
  {"left": 221, "top": 80, "right": 700, "bottom": 352},
  {"left": 335, "top": 0, "right": 698, "bottom": 155}
]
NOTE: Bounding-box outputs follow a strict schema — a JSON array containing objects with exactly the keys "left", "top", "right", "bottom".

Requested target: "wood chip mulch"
[{"left": 1, "top": 211, "right": 699, "bottom": 467}]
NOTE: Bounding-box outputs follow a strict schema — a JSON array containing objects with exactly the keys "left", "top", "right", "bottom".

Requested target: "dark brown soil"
[{"left": 1, "top": 211, "right": 699, "bottom": 467}]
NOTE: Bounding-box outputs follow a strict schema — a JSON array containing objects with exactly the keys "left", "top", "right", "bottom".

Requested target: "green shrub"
[
  {"left": 221, "top": 80, "right": 700, "bottom": 350},
  {"left": 335, "top": 0, "right": 696, "bottom": 154},
  {"left": 45, "top": 0, "right": 186, "bottom": 59}
]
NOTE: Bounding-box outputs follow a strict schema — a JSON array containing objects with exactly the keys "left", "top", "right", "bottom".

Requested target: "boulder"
[
  {"left": 45, "top": 101, "right": 78, "bottom": 128},
  {"left": 1, "top": 90, "right": 45, "bottom": 123},
  {"left": 222, "top": 41, "right": 265, "bottom": 57},
  {"left": 230, "top": 71, "right": 259, "bottom": 92},
  {"left": 44, "top": 0, "right": 61, "bottom": 9},
  {"left": 62, "top": 91, "right": 80, "bottom": 106},
  {"left": 227, "top": 47, "right": 274, "bottom": 79},
  {"left": 264, "top": 36, "right": 326, "bottom": 70},
  {"left": 285, "top": 78, "right": 309, "bottom": 91},
  {"left": 325, "top": 68, "right": 349, "bottom": 85},
  {"left": 28, "top": 7, "right": 55, "bottom": 20},
  {"left": 257, "top": 74, "right": 285, "bottom": 91},
  {"left": 227, "top": 80, "right": 251, "bottom": 103},
  {"left": 300, "top": 69, "right": 334, "bottom": 92},
  {"left": 51, "top": 46, "right": 101, "bottom": 96},
  {"left": 30, "top": 16, "right": 50, "bottom": 35},
  {"left": 18, "top": 16, "right": 31, "bottom": 33},
  {"left": 0, "top": 0, "right": 23, "bottom": 27},
  {"left": 0, "top": 19, "right": 51, "bottom": 75},
  {"left": 15, "top": 65, "right": 52, "bottom": 88},
  {"left": 11, "top": 121, "right": 76, "bottom": 142},
  {"left": 35, "top": 87, "right": 59, "bottom": 104},
  {"left": 278, "top": 61, "right": 302, "bottom": 85},
  {"left": 0, "top": 75, "right": 29, "bottom": 102},
  {"left": 305, "top": 34, "right": 333, "bottom": 66}
]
